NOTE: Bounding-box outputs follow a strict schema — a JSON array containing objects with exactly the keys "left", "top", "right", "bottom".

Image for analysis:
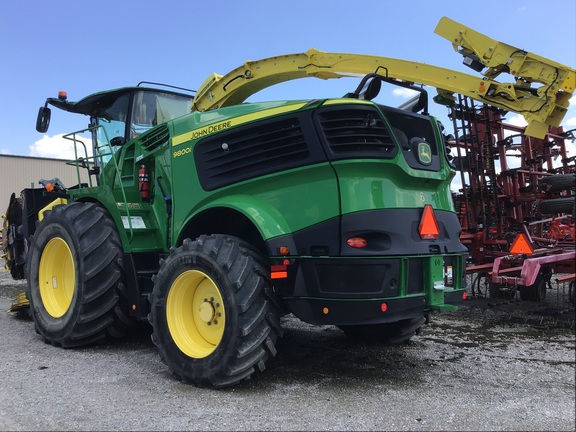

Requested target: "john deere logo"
[{"left": 417, "top": 141, "right": 432, "bottom": 165}]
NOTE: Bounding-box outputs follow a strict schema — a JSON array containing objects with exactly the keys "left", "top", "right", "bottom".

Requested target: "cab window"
[
  {"left": 131, "top": 91, "right": 192, "bottom": 138},
  {"left": 94, "top": 93, "right": 129, "bottom": 164}
]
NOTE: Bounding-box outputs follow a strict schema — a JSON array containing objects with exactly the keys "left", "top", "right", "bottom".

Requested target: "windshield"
[
  {"left": 131, "top": 91, "right": 193, "bottom": 138},
  {"left": 93, "top": 90, "right": 193, "bottom": 166},
  {"left": 93, "top": 93, "right": 130, "bottom": 165}
]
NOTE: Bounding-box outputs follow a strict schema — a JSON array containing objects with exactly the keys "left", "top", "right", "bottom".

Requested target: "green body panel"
[
  {"left": 170, "top": 163, "right": 340, "bottom": 243},
  {"left": 166, "top": 100, "right": 455, "bottom": 248},
  {"left": 168, "top": 99, "right": 344, "bottom": 244},
  {"left": 169, "top": 100, "right": 309, "bottom": 143},
  {"left": 69, "top": 98, "right": 458, "bottom": 255},
  {"left": 332, "top": 160, "right": 455, "bottom": 213},
  {"left": 426, "top": 255, "right": 459, "bottom": 311}
]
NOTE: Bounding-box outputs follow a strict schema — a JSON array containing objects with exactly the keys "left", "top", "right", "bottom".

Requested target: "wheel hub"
[
  {"left": 199, "top": 301, "right": 216, "bottom": 323},
  {"left": 167, "top": 270, "right": 226, "bottom": 358},
  {"left": 39, "top": 237, "right": 75, "bottom": 318}
]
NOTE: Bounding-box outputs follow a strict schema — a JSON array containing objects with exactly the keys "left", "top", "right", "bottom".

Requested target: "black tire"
[
  {"left": 338, "top": 316, "right": 426, "bottom": 345},
  {"left": 539, "top": 197, "right": 575, "bottom": 215},
  {"left": 519, "top": 272, "right": 550, "bottom": 302},
  {"left": 149, "top": 234, "right": 282, "bottom": 388},
  {"left": 538, "top": 174, "right": 575, "bottom": 193},
  {"left": 471, "top": 272, "right": 490, "bottom": 297},
  {"left": 2, "top": 192, "right": 25, "bottom": 279},
  {"left": 26, "top": 202, "right": 132, "bottom": 347}
]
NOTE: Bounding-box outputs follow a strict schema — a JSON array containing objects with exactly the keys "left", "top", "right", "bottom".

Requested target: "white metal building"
[{"left": 0, "top": 155, "right": 90, "bottom": 211}]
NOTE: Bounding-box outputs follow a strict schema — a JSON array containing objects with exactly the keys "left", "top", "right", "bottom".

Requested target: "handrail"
[{"left": 62, "top": 126, "right": 135, "bottom": 242}]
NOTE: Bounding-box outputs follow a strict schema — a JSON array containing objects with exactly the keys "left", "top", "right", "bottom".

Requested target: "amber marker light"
[
  {"left": 322, "top": 307, "right": 329, "bottom": 315},
  {"left": 347, "top": 237, "right": 367, "bottom": 248},
  {"left": 279, "top": 246, "right": 290, "bottom": 255},
  {"left": 58, "top": 91, "right": 67, "bottom": 100}
]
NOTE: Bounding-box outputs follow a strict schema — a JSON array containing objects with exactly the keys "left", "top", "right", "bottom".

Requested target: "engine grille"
[{"left": 316, "top": 107, "right": 397, "bottom": 159}]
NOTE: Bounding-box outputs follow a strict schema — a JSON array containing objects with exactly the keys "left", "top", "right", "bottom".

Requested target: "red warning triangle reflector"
[
  {"left": 419, "top": 204, "right": 440, "bottom": 239},
  {"left": 509, "top": 233, "right": 534, "bottom": 255}
]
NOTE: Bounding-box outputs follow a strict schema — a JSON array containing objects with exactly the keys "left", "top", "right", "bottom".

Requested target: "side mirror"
[
  {"left": 360, "top": 77, "right": 382, "bottom": 101},
  {"left": 36, "top": 106, "right": 51, "bottom": 133},
  {"left": 346, "top": 74, "right": 382, "bottom": 100},
  {"left": 110, "top": 136, "right": 126, "bottom": 147},
  {"left": 411, "top": 91, "right": 428, "bottom": 114}
]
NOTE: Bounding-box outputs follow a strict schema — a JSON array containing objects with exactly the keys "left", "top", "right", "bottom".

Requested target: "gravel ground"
[{"left": 0, "top": 269, "right": 574, "bottom": 431}]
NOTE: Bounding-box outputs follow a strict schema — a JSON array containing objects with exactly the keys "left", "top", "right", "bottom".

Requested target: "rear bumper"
[
  {"left": 443, "top": 289, "right": 467, "bottom": 307},
  {"left": 283, "top": 288, "right": 467, "bottom": 326},
  {"left": 284, "top": 295, "right": 427, "bottom": 326},
  {"left": 272, "top": 253, "right": 468, "bottom": 325}
]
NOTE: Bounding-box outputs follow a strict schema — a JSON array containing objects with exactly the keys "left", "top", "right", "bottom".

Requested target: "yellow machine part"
[
  {"left": 8, "top": 292, "right": 29, "bottom": 316},
  {"left": 5, "top": 197, "right": 67, "bottom": 315},
  {"left": 38, "top": 198, "right": 67, "bottom": 221},
  {"left": 192, "top": 17, "right": 575, "bottom": 140},
  {"left": 434, "top": 16, "right": 575, "bottom": 138}
]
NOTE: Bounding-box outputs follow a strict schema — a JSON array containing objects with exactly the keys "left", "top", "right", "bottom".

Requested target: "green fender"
[{"left": 185, "top": 194, "right": 292, "bottom": 241}]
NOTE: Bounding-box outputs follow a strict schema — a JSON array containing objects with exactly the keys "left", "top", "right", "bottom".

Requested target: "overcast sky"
[{"left": 1, "top": 0, "right": 574, "bottom": 160}]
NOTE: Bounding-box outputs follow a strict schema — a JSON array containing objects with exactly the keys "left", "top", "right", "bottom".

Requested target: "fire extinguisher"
[{"left": 138, "top": 165, "right": 150, "bottom": 200}]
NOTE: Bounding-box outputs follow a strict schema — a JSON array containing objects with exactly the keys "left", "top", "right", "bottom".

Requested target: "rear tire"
[
  {"left": 489, "top": 282, "right": 516, "bottom": 300},
  {"left": 538, "top": 174, "right": 575, "bottom": 193},
  {"left": 149, "top": 234, "right": 282, "bottom": 388},
  {"left": 2, "top": 192, "right": 26, "bottom": 279},
  {"left": 519, "top": 271, "right": 550, "bottom": 302},
  {"left": 539, "top": 197, "right": 575, "bottom": 215},
  {"left": 27, "top": 202, "right": 132, "bottom": 347},
  {"left": 338, "top": 316, "right": 426, "bottom": 344}
]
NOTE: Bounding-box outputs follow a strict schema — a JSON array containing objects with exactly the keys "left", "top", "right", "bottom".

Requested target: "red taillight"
[
  {"left": 270, "top": 264, "right": 287, "bottom": 279},
  {"left": 347, "top": 237, "right": 367, "bottom": 248},
  {"left": 419, "top": 204, "right": 440, "bottom": 240}
]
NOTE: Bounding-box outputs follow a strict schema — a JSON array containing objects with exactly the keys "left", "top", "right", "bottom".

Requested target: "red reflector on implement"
[
  {"left": 419, "top": 204, "right": 440, "bottom": 239},
  {"left": 509, "top": 233, "right": 534, "bottom": 255}
]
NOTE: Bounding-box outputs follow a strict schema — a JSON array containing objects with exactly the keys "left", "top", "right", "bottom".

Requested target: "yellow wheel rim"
[
  {"left": 39, "top": 237, "right": 75, "bottom": 318},
  {"left": 167, "top": 270, "right": 226, "bottom": 358}
]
